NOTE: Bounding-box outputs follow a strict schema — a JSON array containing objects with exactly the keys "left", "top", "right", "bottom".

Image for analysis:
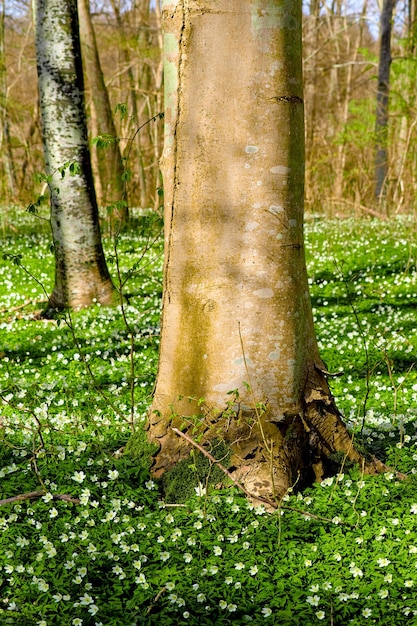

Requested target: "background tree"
[
  {"left": 0, "top": 0, "right": 16, "bottom": 202},
  {"left": 33, "top": 0, "right": 116, "bottom": 312},
  {"left": 374, "top": 0, "right": 396, "bottom": 206},
  {"left": 148, "top": 0, "right": 382, "bottom": 502},
  {"left": 78, "top": 0, "right": 127, "bottom": 219}
]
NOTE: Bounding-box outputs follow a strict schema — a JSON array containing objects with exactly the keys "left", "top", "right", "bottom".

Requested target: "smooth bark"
[
  {"left": 33, "top": 0, "right": 116, "bottom": 311},
  {"left": 148, "top": 0, "right": 380, "bottom": 501}
]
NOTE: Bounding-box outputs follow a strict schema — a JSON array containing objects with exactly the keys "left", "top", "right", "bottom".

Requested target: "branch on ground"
[{"left": 0, "top": 491, "right": 80, "bottom": 506}]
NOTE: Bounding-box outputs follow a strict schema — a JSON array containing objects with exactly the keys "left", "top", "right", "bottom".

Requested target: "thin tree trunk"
[
  {"left": 78, "top": 0, "right": 128, "bottom": 221},
  {"left": 0, "top": 0, "right": 16, "bottom": 201},
  {"left": 110, "top": 0, "right": 147, "bottom": 208},
  {"left": 33, "top": 0, "right": 116, "bottom": 313},
  {"left": 375, "top": 0, "right": 396, "bottom": 205},
  {"left": 148, "top": 0, "right": 382, "bottom": 502}
]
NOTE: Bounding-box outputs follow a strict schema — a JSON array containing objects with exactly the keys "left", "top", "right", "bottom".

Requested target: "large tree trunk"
[
  {"left": 148, "top": 0, "right": 381, "bottom": 502},
  {"left": 33, "top": 0, "right": 116, "bottom": 312},
  {"left": 78, "top": 0, "right": 128, "bottom": 220}
]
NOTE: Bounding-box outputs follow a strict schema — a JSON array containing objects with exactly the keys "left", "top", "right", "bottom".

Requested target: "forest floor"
[{"left": 1, "top": 207, "right": 417, "bottom": 625}]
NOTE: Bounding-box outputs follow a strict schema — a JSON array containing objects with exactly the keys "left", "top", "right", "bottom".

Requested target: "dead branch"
[
  {"left": 0, "top": 491, "right": 80, "bottom": 506},
  {"left": 0, "top": 299, "right": 34, "bottom": 315}
]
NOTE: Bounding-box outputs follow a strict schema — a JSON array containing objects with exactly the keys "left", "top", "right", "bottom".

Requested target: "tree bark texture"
[
  {"left": 33, "top": 0, "right": 116, "bottom": 311},
  {"left": 148, "top": 0, "right": 379, "bottom": 501},
  {"left": 375, "top": 0, "right": 396, "bottom": 203},
  {"left": 78, "top": 0, "right": 127, "bottom": 216},
  {"left": 0, "top": 0, "right": 16, "bottom": 201}
]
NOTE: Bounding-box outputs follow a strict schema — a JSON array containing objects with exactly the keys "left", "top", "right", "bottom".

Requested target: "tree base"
[{"left": 148, "top": 368, "right": 388, "bottom": 503}]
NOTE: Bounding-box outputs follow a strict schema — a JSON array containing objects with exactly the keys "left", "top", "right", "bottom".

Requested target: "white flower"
[
  {"left": 411, "top": 504, "right": 417, "bottom": 514},
  {"left": 38, "top": 580, "right": 49, "bottom": 592},
  {"left": 362, "top": 608, "right": 372, "bottom": 618},
  {"left": 42, "top": 492, "right": 54, "bottom": 502},
  {"left": 160, "top": 552, "right": 170, "bottom": 561},
  {"left": 377, "top": 558, "right": 391, "bottom": 567},
  {"left": 183, "top": 553, "right": 193, "bottom": 563},
  {"left": 405, "top": 580, "right": 414, "bottom": 587},
  {"left": 261, "top": 607, "right": 272, "bottom": 617},
  {"left": 306, "top": 595, "right": 320, "bottom": 607},
  {"left": 145, "top": 480, "right": 155, "bottom": 490},
  {"left": 194, "top": 483, "right": 206, "bottom": 496},
  {"left": 196, "top": 593, "right": 206, "bottom": 603},
  {"left": 321, "top": 477, "right": 333, "bottom": 487},
  {"left": 227, "top": 604, "right": 237, "bottom": 612},
  {"left": 316, "top": 612, "right": 325, "bottom": 620},
  {"left": 136, "top": 573, "right": 147, "bottom": 585},
  {"left": 219, "top": 600, "right": 227, "bottom": 609},
  {"left": 79, "top": 593, "right": 94, "bottom": 605},
  {"left": 378, "top": 589, "right": 389, "bottom": 598},
  {"left": 350, "top": 566, "right": 363, "bottom": 578},
  {"left": 108, "top": 470, "right": 119, "bottom": 480},
  {"left": 249, "top": 565, "right": 258, "bottom": 575},
  {"left": 71, "top": 471, "right": 86, "bottom": 484},
  {"left": 235, "top": 562, "right": 245, "bottom": 570},
  {"left": 213, "top": 545, "right": 222, "bottom": 556}
]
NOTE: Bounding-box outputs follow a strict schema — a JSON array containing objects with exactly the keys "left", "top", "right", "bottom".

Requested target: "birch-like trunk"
[
  {"left": 33, "top": 0, "right": 116, "bottom": 312},
  {"left": 148, "top": 0, "right": 381, "bottom": 501}
]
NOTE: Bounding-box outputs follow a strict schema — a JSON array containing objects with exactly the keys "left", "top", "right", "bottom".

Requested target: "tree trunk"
[
  {"left": 78, "top": 0, "right": 128, "bottom": 220},
  {"left": 375, "top": 0, "right": 396, "bottom": 205},
  {"left": 0, "top": 0, "right": 16, "bottom": 201},
  {"left": 148, "top": 0, "right": 381, "bottom": 502},
  {"left": 110, "top": 0, "right": 148, "bottom": 208},
  {"left": 33, "top": 0, "right": 116, "bottom": 312}
]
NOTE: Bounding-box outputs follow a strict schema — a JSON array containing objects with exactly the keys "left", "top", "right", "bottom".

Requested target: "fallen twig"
[
  {"left": 0, "top": 299, "right": 34, "bottom": 315},
  {"left": 0, "top": 491, "right": 80, "bottom": 506}
]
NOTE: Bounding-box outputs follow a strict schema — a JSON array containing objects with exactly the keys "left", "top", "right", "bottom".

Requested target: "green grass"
[{"left": 1, "top": 208, "right": 417, "bottom": 625}]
